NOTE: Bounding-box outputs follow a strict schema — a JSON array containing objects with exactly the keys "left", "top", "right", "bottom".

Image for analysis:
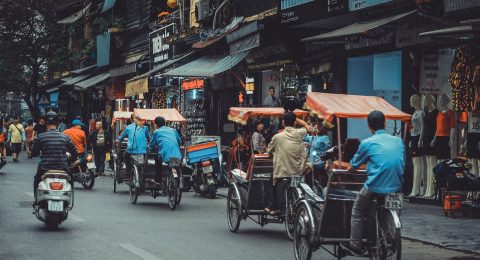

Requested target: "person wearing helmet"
[
  {"left": 149, "top": 116, "right": 182, "bottom": 185},
  {"left": 31, "top": 112, "right": 78, "bottom": 204},
  {"left": 63, "top": 119, "right": 88, "bottom": 164}
]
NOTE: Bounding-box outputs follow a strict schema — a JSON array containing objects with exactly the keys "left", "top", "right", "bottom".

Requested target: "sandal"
[{"left": 264, "top": 208, "right": 276, "bottom": 215}]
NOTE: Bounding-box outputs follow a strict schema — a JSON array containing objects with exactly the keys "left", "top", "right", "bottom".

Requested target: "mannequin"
[
  {"left": 421, "top": 94, "right": 438, "bottom": 198},
  {"left": 465, "top": 112, "right": 480, "bottom": 177},
  {"left": 408, "top": 94, "right": 425, "bottom": 197},
  {"left": 426, "top": 93, "right": 456, "bottom": 197}
]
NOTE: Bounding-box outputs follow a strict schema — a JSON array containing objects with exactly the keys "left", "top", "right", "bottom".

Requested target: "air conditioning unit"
[{"left": 195, "top": 0, "right": 211, "bottom": 22}]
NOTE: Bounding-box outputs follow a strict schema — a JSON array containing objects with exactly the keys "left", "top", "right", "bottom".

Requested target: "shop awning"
[
  {"left": 162, "top": 51, "right": 250, "bottom": 78},
  {"left": 70, "top": 65, "right": 96, "bottom": 74},
  {"left": 62, "top": 74, "right": 91, "bottom": 86},
  {"left": 46, "top": 87, "right": 59, "bottom": 93},
  {"left": 109, "top": 64, "right": 137, "bottom": 78},
  {"left": 419, "top": 25, "right": 476, "bottom": 37},
  {"left": 228, "top": 107, "right": 309, "bottom": 125},
  {"left": 74, "top": 72, "right": 110, "bottom": 90},
  {"left": 134, "top": 109, "right": 186, "bottom": 122},
  {"left": 305, "top": 93, "right": 411, "bottom": 122},
  {"left": 57, "top": 3, "right": 92, "bottom": 24},
  {"left": 301, "top": 10, "right": 417, "bottom": 42},
  {"left": 113, "top": 111, "right": 133, "bottom": 121}
]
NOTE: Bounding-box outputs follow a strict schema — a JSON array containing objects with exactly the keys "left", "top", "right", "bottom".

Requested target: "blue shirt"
[
  {"left": 304, "top": 135, "right": 330, "bottom": 167},
  {"left": 117, "top": 123, "right": 150, "bottom": 155},
  {"left": 350, "top": 130, "right": 405, "bottom": 194},
  {"left": 149, "top": 126, "right": 182, "bottom": 162}
]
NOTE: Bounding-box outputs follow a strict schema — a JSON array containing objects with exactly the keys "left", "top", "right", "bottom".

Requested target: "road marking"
[
  {"left": 119, "top": 243, "right": 162, "bottom": 260},
  {"left": 25, "top": 191, "right": 85, "bottom": 222}
]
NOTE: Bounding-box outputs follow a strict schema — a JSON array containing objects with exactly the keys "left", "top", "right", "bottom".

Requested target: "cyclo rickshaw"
[
  {"left": 226, "top": 107, "right": 310, "bottom": 240},
  {"left": 293, "top": 93, "right": 410, "bottom": 260},
  {"left": 111, "top": 108, "right": 187, "bottom": 210}
]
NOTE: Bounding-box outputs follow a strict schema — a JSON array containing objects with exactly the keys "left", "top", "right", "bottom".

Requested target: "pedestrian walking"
[
  {"left": 0, "top": 117, "right": 7, "bottom": 165},
  {"left": 89, "top": 121, "right": 110, "bottom": 176},
  {"left": 25, "top": 119, "right": 34, "bottom": 158},
  {"left": 7, "top": 116, "right": 25, "bottom": 162},
  {"left": 57, "top": 118, "right": 67, "bottom": 132}
]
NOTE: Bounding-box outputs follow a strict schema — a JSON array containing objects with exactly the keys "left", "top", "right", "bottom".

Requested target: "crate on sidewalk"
[{"left": 186, "top": 141, "right": 219, "bottom": 165}]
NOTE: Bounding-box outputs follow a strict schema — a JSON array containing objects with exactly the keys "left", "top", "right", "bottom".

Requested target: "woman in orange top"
[{"left": 24, "top": 119, "right": 34, "bottom": 158}]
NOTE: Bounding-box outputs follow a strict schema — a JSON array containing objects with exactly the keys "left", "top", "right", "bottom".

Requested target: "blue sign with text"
[{"left": 349, "top": 0, "right": 392, "bottom": 11}]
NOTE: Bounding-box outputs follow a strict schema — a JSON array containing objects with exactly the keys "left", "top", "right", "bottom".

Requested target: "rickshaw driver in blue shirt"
[
  {"left": 341, "top": 110, "right": 405, "bottom": 255},
  {"left": 149, "top": 116, "right": 182, "bottom": 185},
  {"left": 116, "top": 113, "right": 151, "bottom": 169}
]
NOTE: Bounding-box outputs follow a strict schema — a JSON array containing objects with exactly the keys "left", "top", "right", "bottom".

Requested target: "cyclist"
[
  {"left": 116, "top": 113, "right": 150, "bottom": 169},
  {"left": 341, "top": 110, "right": 405, "bottom": 255},
  {"left": 149, "top": 116, "right": 182, "bottom": 185}
]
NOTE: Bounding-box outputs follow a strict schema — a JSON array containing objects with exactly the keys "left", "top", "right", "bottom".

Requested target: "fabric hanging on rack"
[{"left": 450, "top": 45, "right": 480, "bottom": 112}]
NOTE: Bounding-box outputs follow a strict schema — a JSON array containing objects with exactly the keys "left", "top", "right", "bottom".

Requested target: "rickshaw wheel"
[
  {"left": 113, "top": 161, "right": 118, "bottom": 193},
  {"left": 227, "top": 185, "right": 241, "bottom": 233},
  {"left": 371, "top": 210, "right": 402, "bottom": 260},
  {"left": 285, "top": 188, "right": 299, "bottom": 240},
  {"left": 167, "top": 175, "right": 178, "bottom": 210},
  {"left": 294, "top": 204, "right": 314, "bottom": 260},
  {"left": 129, "top": 166, "right": 139, "bottom": 204}
]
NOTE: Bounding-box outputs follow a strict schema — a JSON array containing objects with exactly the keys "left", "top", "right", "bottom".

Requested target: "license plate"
[
  {"left": 202, "top": 165, "right": 213, "bottom": 173},
  {"left": 385, "top": 193, "right": 404, "bottom": 209},
  {"left": 48, "top": 200, "right": 64, "bottom": 212},
  {"left": 87, "top": 162, "right": 96, "bottom": 169}
]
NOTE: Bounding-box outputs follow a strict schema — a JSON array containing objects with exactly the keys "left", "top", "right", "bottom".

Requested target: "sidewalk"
[{"left": 402, "top": 202, "right": 480, "bottom": 254}]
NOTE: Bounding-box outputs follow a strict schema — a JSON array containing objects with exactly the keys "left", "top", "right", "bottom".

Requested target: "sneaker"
[{"left": 339, "top": 243, "right": 364, "bottom": 256}]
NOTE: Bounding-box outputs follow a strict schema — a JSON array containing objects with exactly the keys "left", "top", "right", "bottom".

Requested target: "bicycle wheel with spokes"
[
  {"left": 129, "top": 166, "right": 139, "bottom": 204},
  {"left": 227, "top": 185, "right": 241, "bottom": 232},
  {"left": 294, "top": 203, "right": 314, "bottom": 260},
  {"left": 375, "top": 210, "right": 402, "bottom": 260},
  {"left": 113, "top": 161, "right": 118, "bottom": 193},
  {"left": 167, "top": 175, "right": 178, "bottom": 210},
  {"left": 285, "top": 188, "right": 299, "bottom": 240}
]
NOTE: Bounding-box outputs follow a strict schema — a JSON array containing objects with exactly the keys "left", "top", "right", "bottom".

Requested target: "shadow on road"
[{"left": 232, "top": 228, "right": 291, "bottom": 242}]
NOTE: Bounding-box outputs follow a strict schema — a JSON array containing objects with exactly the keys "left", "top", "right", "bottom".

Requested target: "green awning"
[
  {"left": 74, "top": 72, "right": 110, "bottom": 90},
  {"left": 62, "top": 74, "right": 91, "bottom": 86},
  {"left": 162, "top": 51, "right": 250, "bottom": 78}
]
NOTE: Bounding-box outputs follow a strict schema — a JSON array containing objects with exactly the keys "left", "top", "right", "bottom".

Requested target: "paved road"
[{"left": 0, "top": 155, "right": 478, "bottom": 260}]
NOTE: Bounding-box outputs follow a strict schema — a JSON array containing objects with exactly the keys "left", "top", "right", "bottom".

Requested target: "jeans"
[
  {"left": 154, "top": 156, "right": 163, "bottom": 182},
  {"left": 94, "top": 146, "right": 106, "bottom": 173},
  {"left": 350, "top": 187, "right": 376, "bottom": 249},
  {"left": 265, "top": 177, "right": 275, "bottom": 209}
]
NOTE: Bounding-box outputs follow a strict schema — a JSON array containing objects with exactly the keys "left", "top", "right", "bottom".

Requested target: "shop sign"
[
  {"left": 182, "top": 79, "right": 205, "bottom": 91},
  {"left": 125, "top": 77, "right": 148, "bottom": 97},
  {"left": 419, "top": 49, "right": 454, "bottom": 94},
  {"left": 349, "top": 0, "right": 392, "bottom": 11},
  {"left": 280, "top": 0, "right": 348, "bottom": 25},
  {"left": 345, "top": 26, "right": 394, "bottom": 50},
  {"left": 149, "top": 23, "right": 175, "bottom": 69},
  {"left": 468, "top": 112, "right": 480, "bottom": 133},
  {"left": 245, "top": 77, "right": 255, "bottom": 94}
]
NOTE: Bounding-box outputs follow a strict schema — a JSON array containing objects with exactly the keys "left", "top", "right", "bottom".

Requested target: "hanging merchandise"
[
  {"left": 449, "top": 45, "right": 480, "bottom": 112},
  {"left": 152, "top": 89, "right": 167, "bottom": 109}
]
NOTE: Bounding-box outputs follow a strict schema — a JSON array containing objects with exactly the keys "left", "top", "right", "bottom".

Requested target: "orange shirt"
[
  {"left": 63, "top": 127, "right": 87, "bottom": 153},
  {"left": 435, "top": 110, "right": 456, "bottom": 137},
  {"left": 458, "top": 112, "right": 468, "bottom": 124}
]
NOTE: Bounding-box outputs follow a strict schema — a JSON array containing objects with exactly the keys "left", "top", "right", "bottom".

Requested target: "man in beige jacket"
[{"left": 265, "top": 112, "right": 311, "bottom": 213}]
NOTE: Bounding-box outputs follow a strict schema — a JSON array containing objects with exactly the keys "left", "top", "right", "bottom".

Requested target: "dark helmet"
[{"left": 45, "top": 111, "right": 58, "bottom": 125}]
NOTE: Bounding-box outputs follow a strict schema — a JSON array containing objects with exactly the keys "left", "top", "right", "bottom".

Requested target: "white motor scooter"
[{"left": 33, "top": 170, "right": 74, "bottom": 229}]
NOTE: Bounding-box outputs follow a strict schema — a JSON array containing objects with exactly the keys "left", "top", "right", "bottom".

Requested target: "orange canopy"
[
  {"left": 113, "top": 111, "right": 133, "bottom": 121},
  {"left": 228, "top": 107, "right": 309, "bottom": 125},
  {"left": 133, "top": 108, "right": 186, "bottom": 122},
  {"left": 306, "top": 92, "right": 411, "bottom": 122}
]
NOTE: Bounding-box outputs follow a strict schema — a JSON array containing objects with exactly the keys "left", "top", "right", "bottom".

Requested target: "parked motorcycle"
[
  {"left": 69, "top": 153, "right": 96, "bottom": 189},
  {"left": 33, "top": 170, "right": 73, "bottom": 229},
  {"left": 192, "top": 158, "right": 217, "bottom": 199}
]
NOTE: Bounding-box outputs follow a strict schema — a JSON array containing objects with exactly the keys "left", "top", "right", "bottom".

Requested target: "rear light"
[
  {"left": 50, "top": 182, "right": 64, "bottom": 190},
  {"left": 86, "top": 153, "right": 93, "bottom": 162},
  {"left": 201, "top": 161, "right": 211, "bottom": 167}
]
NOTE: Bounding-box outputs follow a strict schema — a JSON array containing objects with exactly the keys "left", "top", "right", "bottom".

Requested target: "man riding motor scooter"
[{"left": 31, "top": 111, "right": 79, "bottom": 205}]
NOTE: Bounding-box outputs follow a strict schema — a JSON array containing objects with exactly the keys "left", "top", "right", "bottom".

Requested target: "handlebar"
[{"left": 330, "top": 169, "right": 367, "bottom": 174}]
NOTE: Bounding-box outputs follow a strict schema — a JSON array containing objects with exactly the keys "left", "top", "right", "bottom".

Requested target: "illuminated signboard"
[{"left": 182, "top": 79, "right": 205, "bottom": 91}]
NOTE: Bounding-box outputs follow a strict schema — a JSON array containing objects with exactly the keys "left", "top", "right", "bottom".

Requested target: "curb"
[{"left": 402, "top": 236, "right": 480, "bottom": 256}]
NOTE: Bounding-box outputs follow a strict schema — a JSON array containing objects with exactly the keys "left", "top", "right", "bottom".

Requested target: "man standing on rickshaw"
[
  {"left": 342, "top": 110, "right": 405, "bottom": 255},
  {"left": 116, "top": 113, "right": 150, "bottom": 169},
  {"left": 265, "top": 112, "right": 311, "bottom": 214},
  {"left": 149, "top": 116, "right": 182, "bottom": 185}
]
